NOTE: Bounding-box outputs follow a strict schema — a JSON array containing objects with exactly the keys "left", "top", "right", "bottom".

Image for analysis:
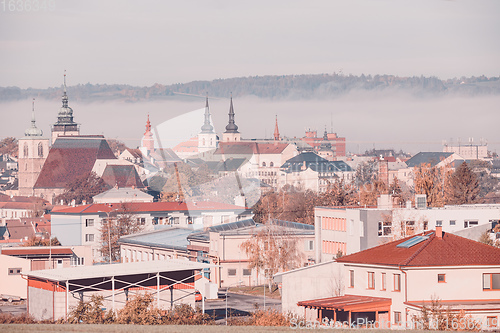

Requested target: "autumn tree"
[
  {"left": 240, "top": 223, "right": 304, "bottom": 290},
  {"left": 413, "top": 163, "right": 449, "bottom": 207},
  {"left": 99, "top": 204, "right": 143, "bottom": 263},
  {"left": 0, "top": 137, "right": 18, "bottom": 158},
  {"left": 355, "top": 159, "right": 378, "bottom": 186},
  {"left": 389, "top": 177, "right": 407, "bottom": 207},
  {"left": 445, "top": 162, "right": 480, "bottom": 205},
  {"left": 55, "top": 172, "right": 108, "bottom": 205},
  {"left": 358, "top": 179, "right": 387, "bottom": 206},
  {"left": 321, "top": 179, "right": 359, "bottom": 207},
  {"left": 22, "top": 236, "right": 61, "bottom": 247}
]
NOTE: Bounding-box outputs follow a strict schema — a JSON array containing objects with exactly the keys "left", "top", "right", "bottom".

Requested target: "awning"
[{"left": 298, "top": 294, "right": 392, "bottom": 312}]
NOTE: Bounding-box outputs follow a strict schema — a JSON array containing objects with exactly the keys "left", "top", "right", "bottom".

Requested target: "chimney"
[{"left": 436, "top": 226, "right": 442, "bottom": 239}]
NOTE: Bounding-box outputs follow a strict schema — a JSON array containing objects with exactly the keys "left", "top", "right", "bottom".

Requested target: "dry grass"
[
  {"left": 229, "top": 285, "right": 281, "bottom": 299},
  {"left": 0, "top": 324, "right": 433, "bottom": 333}
]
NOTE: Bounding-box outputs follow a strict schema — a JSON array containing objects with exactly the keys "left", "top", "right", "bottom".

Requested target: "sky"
[
  {"left": 1, "top": 0, "right": 499, "bottom": 154},
  {"left": 1, "top": 0, "right": 499, "bottom": 88}
]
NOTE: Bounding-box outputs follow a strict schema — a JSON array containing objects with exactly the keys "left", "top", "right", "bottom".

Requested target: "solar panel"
[{"left": 396, "top": 235, "right": 429, "bottom": 248}]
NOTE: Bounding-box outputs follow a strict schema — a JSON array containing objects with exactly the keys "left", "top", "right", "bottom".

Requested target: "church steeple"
[
  {"left": 142, "top": 114, "right": 154, "bottom": 153},
  {"left": 273, "top": 115, "right": 280, "bottom": 141},
  {"left": 25, "top": 98, "right": 43, "bottom": 137},
  {"left": 222, "top": 94, "right": 241, "bottom": 142},
  {"left": 51, "top": 71, "right": 80, "bottom": 143},
  {"left": 201, "top": 93, "right": 214, "bottom": 133},
  {"left": 225, "top": 94, "right": 239, "bottom": 133}
]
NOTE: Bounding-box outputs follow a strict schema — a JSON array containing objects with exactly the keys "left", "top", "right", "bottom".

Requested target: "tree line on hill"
[{"left": 1, "top": 73, "right": 499, "bottom": 102}]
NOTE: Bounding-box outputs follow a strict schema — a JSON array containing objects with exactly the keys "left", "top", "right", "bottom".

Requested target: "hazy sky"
[{"left": 1, "top": 0, "right": 499, "bottom": 89}]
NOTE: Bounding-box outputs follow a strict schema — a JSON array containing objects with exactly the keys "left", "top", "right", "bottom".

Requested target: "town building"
[
  {"left": 50, "top": 201, "right": 252, "bottom": 262},
  {"left": 443, "top": 138, "right": 488, "bottom": 160},
  {"left": 187, "top": 219, "right": 315, "bottom": 288},
  {"left": 278, "top": 152, "right": 354, "bottom": 192},
  {"left": 277, "top": 228, "right": 500, "bottom": 330},
  {"left": 18, "top": 99, "right": 50, "bottom": 196},
  {"left": 300, "top": 129, "right": 346, "bottom": 158}
]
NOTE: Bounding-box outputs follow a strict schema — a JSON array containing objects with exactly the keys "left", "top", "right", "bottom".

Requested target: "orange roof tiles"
[
  {"left": 215, "top": 142, "right": 289, "bottom": 155},
  {"left": 51, "top": 201, "right": 248, "bottom": 215},
  {"left": 336, "top": 230, "right": 500, "bottom": 267}
]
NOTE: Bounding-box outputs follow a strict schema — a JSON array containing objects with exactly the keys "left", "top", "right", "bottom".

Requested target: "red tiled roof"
[
  {"left": 0, "top": 202, "right": 37, "bottom": 209},
  {"left": 336, "top": 230, "right": 500, "bottom": 267},
  {"left": 0, "top": 194, "right": 49, "bottom": 204},
  {"left": 215, "top": 142, "right": 289, "bottom": 155},
  {"left": 34, "top": 137, "right": 116, "bottom": 189},
  {"left": 4, "top": 219, "right": 36, "bottom": 240},
  {"left": 125, "top": 148, "right": 143, "bottom": 159},
  {"left": 298, "top": 295, "right": 392, "bottom": 311},
  {"left": 2, "top": 248, "right": 73, "bottom": 256},
  {"left": 50, "top": 201, "right": 248, "bottom": 215},
  {"left": 172, "top": 137, "right": 198, "bottom": 153}
]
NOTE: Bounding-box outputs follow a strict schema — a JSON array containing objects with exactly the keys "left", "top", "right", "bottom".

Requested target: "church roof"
[
  {"left": 101, "top": 164, "right": 145, "bottom": 188},
  {"left": 280, "top": 152, "right": 353, "bottom": 173},
  {"left": 405, "top": 152, "right": 454, "bottom": 168},
  {"left": 214, "top": 142, "right": 289, "bottom": 155},
  {"left": 34, "top": 136, "right": 116, "bottom": 189}
]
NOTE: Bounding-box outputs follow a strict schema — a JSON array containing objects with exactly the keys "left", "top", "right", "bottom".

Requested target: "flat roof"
[{"left": 24, "top": 259, "right": 211, "bottom": 282}]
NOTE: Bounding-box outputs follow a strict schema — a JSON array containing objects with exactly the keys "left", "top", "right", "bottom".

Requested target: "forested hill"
[{"left": 1, "top": 74, "right": 500, "bottom": 102}]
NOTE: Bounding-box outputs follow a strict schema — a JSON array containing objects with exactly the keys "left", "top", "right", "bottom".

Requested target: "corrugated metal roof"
[
  {"left": 24, "top": 259, "right": 211, "bottom": 282},
  {"left": 118, "top": 227, "right": 195, "bottom": 250}
]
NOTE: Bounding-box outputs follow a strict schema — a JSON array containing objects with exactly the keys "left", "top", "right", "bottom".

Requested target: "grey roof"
[
  {"left": 205, "top": 158, "right": 247, "bottom": 173},
  {"left": 0, "top": 226, "right": 8, "bottom": 240},
  {"left": 24, "top": 259, "right": 211, "bottom": 282},
  {"left": 118, "top": 227, "right": 195, "bottom": 251},
  {"left": 405, "top": 152, "right": 454, "bottom": 168},
  {"left": 51, "top": 135, "right": 108, "bottom": 149},
  {"left": 93, "top": 187, "right": 153, "bottom": 202},
  {"left": 188, "top": 218, "right": 314, "bottom": 241},
  {"left": 281, "top": 152, "right": 352, "bottom": 173},
  {"left": 188, "top": 219, "right": 256, "bottom": 242}
]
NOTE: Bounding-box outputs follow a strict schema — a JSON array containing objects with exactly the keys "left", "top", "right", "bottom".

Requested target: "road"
[
  {"left": 0, "top": 302, "right": 27, "bottom": 316},
  {"left": 201, "top": 291, "right": 281, "bottom": 321}
]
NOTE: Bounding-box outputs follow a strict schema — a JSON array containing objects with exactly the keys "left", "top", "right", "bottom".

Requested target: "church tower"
[
  {"left": 273, "top": 115, "right": 280, "bottom": 141},
  {"left": 18, "top": 99, "right": 50, "bottom": 196},
  {"left": 141, "top": 114, "right": 155, "bottom": 155},
  {"left": 51, "top": 72, "right": 80, "bottom": 144},
  {"left": 318, "top": 128, "right": 334, "bottom": 161},
  {"left": 222, "top": 95, "right": 241, "bottom": 142},
  {"left": 198, "top": 94, "right": 218, "bottom": 152}
]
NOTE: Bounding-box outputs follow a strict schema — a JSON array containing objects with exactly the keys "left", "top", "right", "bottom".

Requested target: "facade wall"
[
  {"left": 0, "top": 254, "right": 31, "bottom": 298},
  {"left": 278, "top": 261, "right": 344, "bottom": 316},
  {"left": 18, "top": 137, "right": 49, "bottom": 196},
  {"left": 28, "top": 286, "right": 53, "bottom": 320}
]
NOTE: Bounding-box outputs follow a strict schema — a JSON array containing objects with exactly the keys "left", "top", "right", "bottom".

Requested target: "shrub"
[{"left": 66, "top": 295, "right": 113, "bottom": 324}]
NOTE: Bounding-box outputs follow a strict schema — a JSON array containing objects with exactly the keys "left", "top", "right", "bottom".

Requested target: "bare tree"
[
  {"left": 445, "top": 162, "right": 479, "bottom": 205},
  {"left": 240, "top": 223, "right": 304, "bottom": 290},
  {"left": 100, "top": 204, "right": 143, "bottom": 263}
]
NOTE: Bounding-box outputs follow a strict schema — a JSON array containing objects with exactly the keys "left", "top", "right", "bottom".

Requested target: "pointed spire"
[
  {"left": 225, "top": 93, "right": 239, "bottom": 133},
  {"left": 273, "top": 115, "right": 280, "bottom": 141},
  {"left": 201, "top": 93, "right": 214, "bottom": 133},
  {"left": 25, "top": 98, "right": 43, "bottom": 137},
  {"left": 145, "top": 114, "right": 152, "bottom": 135},
  {"left": 61, "top": 70, "right": 69, "bottom": 109}
]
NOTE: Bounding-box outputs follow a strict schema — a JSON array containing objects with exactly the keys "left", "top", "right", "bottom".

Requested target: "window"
[
  {"left": 349, "top": 270, "right": 354, "bottom": 288},
  {"left": 305, "top": 240, "right": 314, "bottom": 251},
  {"left": 243, "top": 269, "right": 251, "bottom": 276},
  {"left": 423, "top": 221, "right": 428, "bottom": 231},
  {"left": 23, "top": 144, "right": 28, "bottom": 157},
  {"left": 394, "top": 311, "right": 401, "bottom": 324},
  {"left": 381, "top": 273, "right": 386, "bottom": 291},
  {"left": 464, "top": 220, "right": 479, "bottom": 228},
  {"left": 8, "top": 268, "right": 21, "bottom": 275},
  {"left": 270, "top": 162, "right": 274, "bottom": 167},
  {"left": 483, "top": 273, "right": 500, "bottom": 290},
  {"left": 378, "top": 221, "right": 392, "bottom": 236},
  {"left": 394, "top": 274, "right": 401, "bottom": 291},
  {"left": 85, "top": 234, "right": 94, "bottom": 242},
  {"left": 487, "top": 316, "right": 498, "bottom": 328},
  {"left": 136, "top": 218, "right": 146, "bottom": 225},
  {"left": 85, "top": 219, "right": 94, "bottom": 227},
  {"left": 436, "top": 220, "right": 442, "bottom": 227},
  {"left": 71, "top": 257, "right": 85, "bottom": 266},
  {"left": 368, "top": 272, "right": 375, "bottom": 289},
  {"left": 438, "top": 274, "right": 446, "bottom": 283},
  {"left": 262, "top": 162, "right": 266, "bottom": 167},
  {"left": 38, "top": 142, "right": 43, "bottom": 157},
  {"left": 228, "top": 269, "right": 237, "bottom": 276},
  {"left": 449, "top": 220, "right": 456, "bottom": 226}
]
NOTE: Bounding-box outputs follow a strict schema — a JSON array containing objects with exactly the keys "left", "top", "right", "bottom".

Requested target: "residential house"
[
  {"left": 277, "top": 228, "right": 500, "bottom": 330},
  {"left": 187, "top": 219, "right": 315, "bottom": 287}
]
